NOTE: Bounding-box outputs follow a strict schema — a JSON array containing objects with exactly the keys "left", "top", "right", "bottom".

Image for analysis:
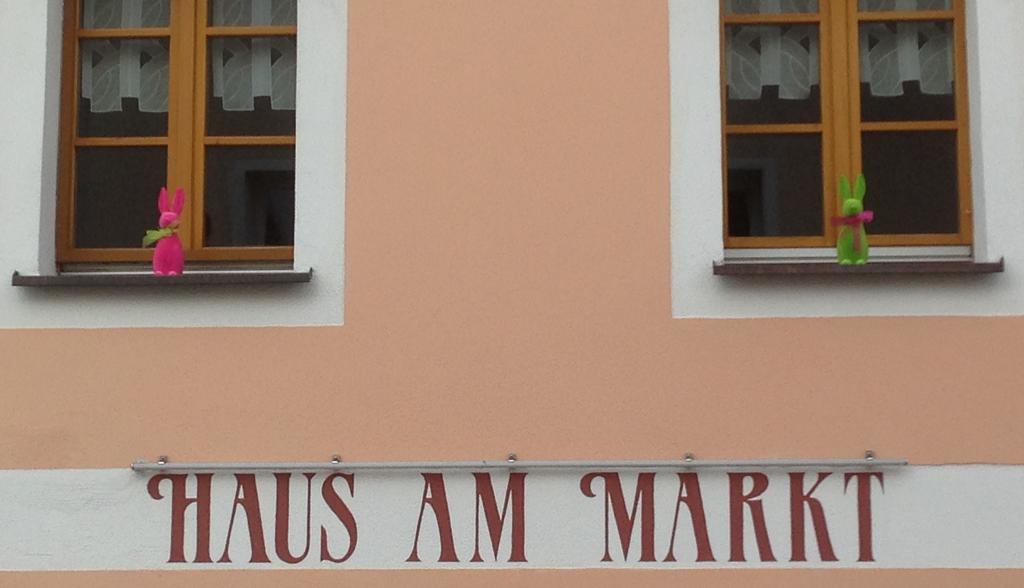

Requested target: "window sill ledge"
[
  {"left": 11, "top": 269, "right": 314, "bottom": 287},
  {"left": 712, "top": 258, "right": 1004, "bottom": 276}
]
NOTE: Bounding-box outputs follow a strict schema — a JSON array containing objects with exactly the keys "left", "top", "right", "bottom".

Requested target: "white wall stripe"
[{"left": 1, "top": 466, "right": 1022, "bottom": 570}]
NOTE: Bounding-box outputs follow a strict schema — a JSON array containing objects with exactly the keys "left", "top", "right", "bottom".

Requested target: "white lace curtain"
[
  {"left": 81, "top": 0, "right": 297, "bottom": 114},
  {"left": 211, "top": 0, "right": 297, "bottom": 112},
  {"left": 726, "top": 0, "right": 954, "bottom": 100},
  {"left": 80, "top": 0, "right": 169, "bottom": 113}
]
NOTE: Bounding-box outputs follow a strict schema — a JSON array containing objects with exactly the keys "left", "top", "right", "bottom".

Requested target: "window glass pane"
[
  {"left": 74, "top": 147, "right": 167, "bottom": 248},
  {"left": 859, "top": 0, "right": 951, "bottom": 11},
  {"left": 726, "top": 25, "right": 821, "bottom": 125},
  {"left": 207, "top": 37, "right": 297, "bottom": 136},
  {"left": 859, "top": 21, "right": 955, "bottom": 121},
  {"left": 861, "top": 131, "right": 959, "bottom": 234},
  {"left": 210, "top": 0, "right": 297, "bottom": 26},
  {"left": 725, "top": 0, "right": 818, "bottom": 15},
  {"left": 727, "top": 134, "right": 823, "bottom": 237},
  {"left": 81, "top": 0, "right": 170, "bottom": 28},
  {"left": 79, "top": 39, "right": 169, "bottom": 137},
  {"left": 204, "top": 146, "right": 295, "bottom": 247}
]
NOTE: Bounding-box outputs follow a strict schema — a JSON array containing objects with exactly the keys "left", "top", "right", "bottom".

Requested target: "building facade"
[{"left": 2, "top": 0, "right": 1023, "bottom": 585}]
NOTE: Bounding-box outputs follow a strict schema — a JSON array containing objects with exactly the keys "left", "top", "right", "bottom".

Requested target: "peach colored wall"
[{"left": 3, "top": 0, "right": 1023, "bottom": 469}]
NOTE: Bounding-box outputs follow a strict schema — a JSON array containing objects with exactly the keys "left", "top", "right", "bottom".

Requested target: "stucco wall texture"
[{"left": 2, "top": 0, "right": 1021, "bottom": 584}]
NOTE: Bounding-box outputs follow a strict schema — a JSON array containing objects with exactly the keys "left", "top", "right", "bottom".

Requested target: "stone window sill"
[
  {"left": 11, "top": 269, "right": 313, "bottom": 287},
  {"left": 712, "top": 258, "right": 1005, "bottom": 276}
]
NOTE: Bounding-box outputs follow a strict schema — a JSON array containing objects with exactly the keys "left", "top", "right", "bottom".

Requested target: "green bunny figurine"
[{"left": 833, "top": 174, "right": 873, "bottom": 265}]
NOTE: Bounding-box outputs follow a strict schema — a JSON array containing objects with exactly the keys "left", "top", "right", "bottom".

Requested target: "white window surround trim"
[
  {"left": 669, "top": 0, "right": 1024, "bottom": 318},
  {"left": 0, "top": 0, "right": 347, "bottom": 328}
]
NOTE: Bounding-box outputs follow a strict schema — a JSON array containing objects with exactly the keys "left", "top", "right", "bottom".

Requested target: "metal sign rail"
[{"left": 131, "top": 452, "right": 907, "bottom": 472}]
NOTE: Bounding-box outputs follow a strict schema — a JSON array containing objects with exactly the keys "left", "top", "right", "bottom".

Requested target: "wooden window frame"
[
  {"left": 57, "top": 0, "right": 297, "bottom": 264},
  {"left": 719, "top": 0, "right": 973, "bottom": 249}
]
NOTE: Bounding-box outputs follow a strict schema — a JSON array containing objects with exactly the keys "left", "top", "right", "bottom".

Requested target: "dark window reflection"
[
  {"left": 727, "top": 134, "right": 823, "bottom": 237},
  {"left": 859, "top": 0, "right": 950, "bottom": 11},
  {"left": 75, "top": 146, "right": 167, "bottom": 248},
  {"left": 81, "top": 0, "right": 170, "bottom": 28},
  {"left": 726, "top": 25, "right": 821, "bottom": 125},
  {"left": 861, "top": 131, "right": 958, "bottom": 234},
  {"left": 204, "top": 146, "right": 295, "bottom": 247},
  {"left": 725, "top": 0, "right": 818, "bottom": 15},
  {"left": 207, "top": 37, "right": 296, "bottom": 136},
  {"left": 210, "top": 0, "right": 297, "bottom": 26},
  {"left": 861, "top": 81, "right": 956, "bottom": 122}
]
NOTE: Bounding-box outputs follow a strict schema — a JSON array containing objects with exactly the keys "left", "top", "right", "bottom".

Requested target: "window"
[
  {"left": 58, "top": 0, "right": 298, "bottom": 264},
  {"left": 670, "top": 0, "right": 1017, "bottom": 318},
  {"left": 1, "top": 0, "right": 346, "bottom": 328},
  {"left": 721, "top": 0, "right": 972, "bottom": 249}
]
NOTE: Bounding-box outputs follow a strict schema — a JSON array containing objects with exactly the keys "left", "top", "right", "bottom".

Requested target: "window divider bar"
[
  {"left": 722, "top": 14, "right": 821, "bottom": 25},
  {"left": 204, "top": 25, "right": 297, "bottom": 37},
  {"left": 73, "top": 137, "right": 169, "bottom": 147},
  {"left": 824, "top": 0, "right": 853, "bottom": 245},
  {"left": 842, "top": 0, "right": 861, "bottom": 192},
  {"left": 719, "top": 0, "right": 730, "bottom": 243},
  {"left": 190, "top": 0, "right": 208, "bottom": 253},
  {"left": 724, "top": 123, "right": 822, "bottom": 135},
  {"left": 725, "top": 236, "right": 830, "bottom": 249},
  {"left": 57, "top": 0, "right": 82, "bottom": 262},
  {"left": 77, "top": 28, "right": 171, "bottom": 39},
  {"left": 953, "top": 0, "right": 974, "bottom": 247},
  {"left": 204, "top": 136, "right": 296, "bottom": 146},
  {"left": 860, "top": 120, "right": 959, "bottom": 132},
  {"left": 189, "top": 247, "right": 294, "bottom": 262},
  {"left": 857, "top": 10, "right": 956, "bottom": 23}
]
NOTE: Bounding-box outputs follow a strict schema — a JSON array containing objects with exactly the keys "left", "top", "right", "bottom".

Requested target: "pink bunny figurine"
[{"left": 143, "top": 187, "right": 186, "bottom": 276}]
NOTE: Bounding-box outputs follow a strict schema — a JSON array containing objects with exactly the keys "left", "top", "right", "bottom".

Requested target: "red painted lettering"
[
  {"left": 789, "top": 472, "right": 837, "bottom": 562},
  {"left": 580, "top": 472, "right": 656, "bottom": 562},
  {"left": 407, "top": 473, "right": 459, "bottom": 562},
  {"left": 728, "top": 472, "right": 776, "bottom": 562},
  {"left": 147, "top": 473, "right": 213, "bottom": 563},
  {"left": 320, "top": 473, "right": 358, "bottom": 563},
  {"left": 274, "top": 472, "right": 315, "bottom": 564},
  {"left": 470, "top": 472, "right": 527, "bottom": 563},
  {"left": 664, "top": 472, "right": 715, "bottom": 562},
  {"left": 218, "top": 474, "right": 270, "bottom": 563},
  {"left": 845, "top": 472, "right": 884, "bottom": 562}
]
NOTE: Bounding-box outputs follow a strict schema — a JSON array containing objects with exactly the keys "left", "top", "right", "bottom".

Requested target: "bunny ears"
[
  {"left": 158, "top": 187, "right": 185, "bottom": 214},
  {"left": 838, "top": 174, "right": 867, "bottom": 202}
]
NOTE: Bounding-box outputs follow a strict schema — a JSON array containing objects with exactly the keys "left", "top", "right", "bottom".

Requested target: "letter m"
[
  {"left": 471, "top": 472, "right": 527, "bottom": 562},
  {"left": 580, "top": 472, "right": 656, "bottom": 562}
]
